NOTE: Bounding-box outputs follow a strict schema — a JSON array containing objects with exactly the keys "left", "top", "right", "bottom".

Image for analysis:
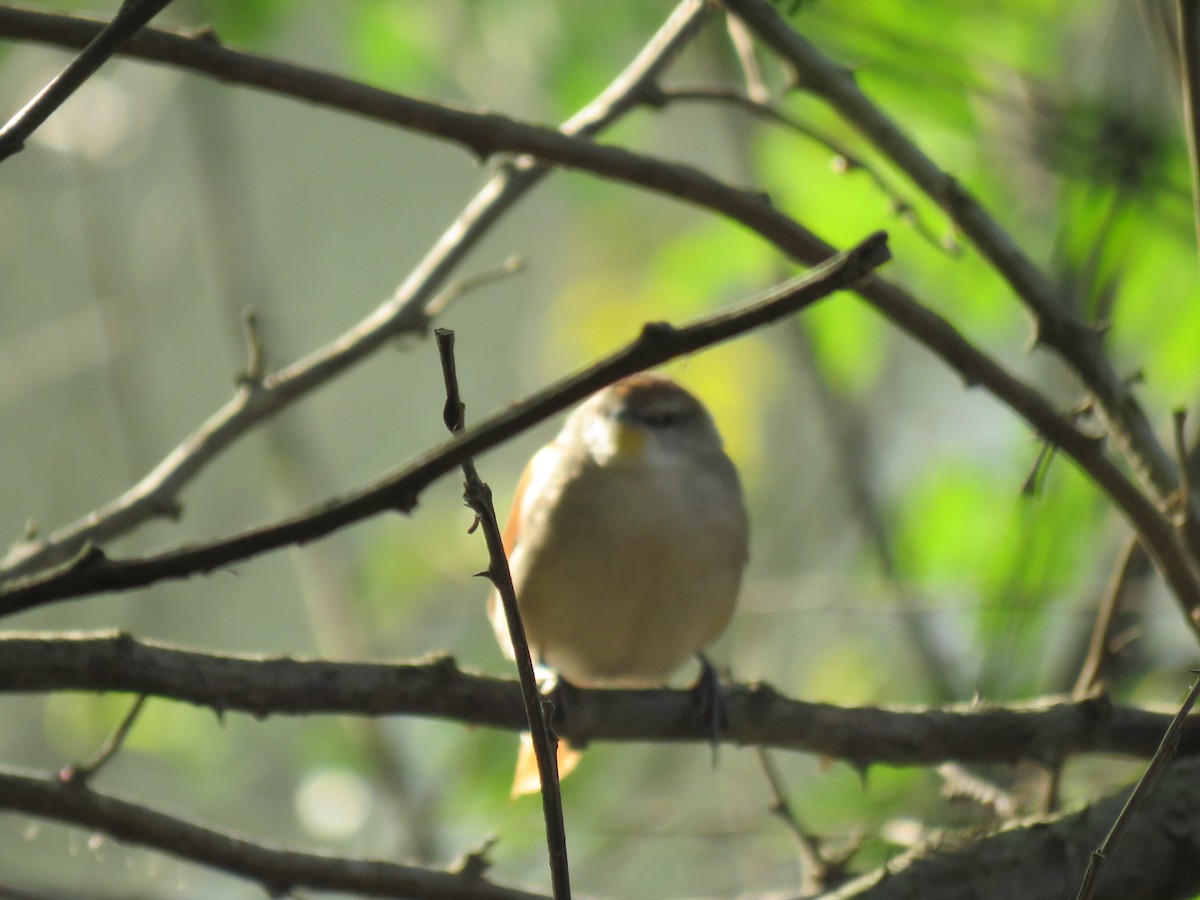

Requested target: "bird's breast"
[{"left": 504, "top": 451, "right": 747, "bottom": 687}]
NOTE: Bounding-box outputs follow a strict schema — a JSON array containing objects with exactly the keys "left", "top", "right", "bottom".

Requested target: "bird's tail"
[{"left": 511, "top": 732, "right": 583, "bottom": 797}]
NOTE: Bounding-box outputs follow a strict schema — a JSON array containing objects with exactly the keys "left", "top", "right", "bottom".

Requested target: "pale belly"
[{"left": 506, "top": 463, "right": 746, "bottom": 687}]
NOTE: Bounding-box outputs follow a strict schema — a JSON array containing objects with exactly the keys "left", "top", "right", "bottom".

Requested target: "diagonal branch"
[
  {"left": 720, "top": 0, "right": 1191, "bottom": 531},
  {"left": 644, "top": 83, "right": 954, "bottom": 253},
  {"left": 4, "top": 5, "right": 1200, "bottom": 636},
  {"left": 0, "top": 0, "right": 175, "bottom": 162},
  {"left": 0, "top": 234, "right": 891, "bottom": 614},
  {"left": 0, "top": 766, "right": 550, "bottom": 900},
  {"left": 1075, "top": 674, "right": 1200, "bottom": 900},
  {"left": 3, "top": 632, "right": 1200, "bottom": 767},
  {"left": 0, "top": 0, "right": 713, "bottom": 582},
  {"left": 1177, "top": 0, "right": 1200, "bottom": 261}
]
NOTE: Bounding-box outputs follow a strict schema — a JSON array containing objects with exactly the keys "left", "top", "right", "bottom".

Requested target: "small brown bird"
[{"left": 491, "top": 373, "right": 749, "bottom": 794}]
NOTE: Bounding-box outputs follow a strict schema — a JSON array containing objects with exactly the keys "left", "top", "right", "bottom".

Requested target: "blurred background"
[{"left": 2, "top": 0, "right": 1200, "bottom": 896}]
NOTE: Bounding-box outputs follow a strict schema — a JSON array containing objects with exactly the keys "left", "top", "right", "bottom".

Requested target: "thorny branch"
[
  {"left": 2, "top": 631, "right": 1199, "bottom": 767},
  {"left": 1075, "top": 674, "right": 1200, "bottom": 900},
  {"left": 435, "top": 329, "right": 572, "bottom": 900}
]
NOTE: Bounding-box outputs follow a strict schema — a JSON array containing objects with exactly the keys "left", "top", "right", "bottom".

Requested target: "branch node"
[
  {"left": 639, "top": 320, "right": 678, "bottom": 343},
  {"left": 451, "top": 834, "right": 499, "bottom": 878},
  {"left": 181, "top": 24, "right": 222, "bottom": 44},
  {"left": 236, "top": 308, "right": 265, "bottom": 389},
  {"left": 154, "top": 498, "right": 184, "bottom": 521}
]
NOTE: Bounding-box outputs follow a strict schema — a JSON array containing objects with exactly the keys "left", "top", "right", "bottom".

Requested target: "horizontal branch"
[
  {"left": 0, "top": 235, "right": 890, "bottom": 613},
  {"left": 825, "top": 756, "right": 1200, "bottom": 900},
  {"left": 0, "top": 766, "right": 548, "bottom": 900},
  {"left": 4, "top": 6, "right": 1199, "bottom": 628},
  {"left": 3, "top": 632, "right": 1199, "bottom": 767}
]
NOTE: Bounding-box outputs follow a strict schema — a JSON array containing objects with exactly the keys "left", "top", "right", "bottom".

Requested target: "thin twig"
[
  {"left": 434, "top": 329, "right": 571, "bottom": 900},
  {"left": 0, "top": 0, "right": 713, "bottom": 583},
  {"left": 0, "top": 233, "right": 889, "bottom": 613},
  {"left": 1049, "top": 533, "right": 1153, "bottom": 813},
  {"left": 0, "top": 0, "right": 176, "bottom": 163},
  {"left": 59, "top": 695, "right": 148, "bottom": 787},
  {"left": 647, "top": 83, "right": 956, "bottom": 254},
  {"left": 1177, "top": 0, "right": 1200, "bottom": 259},
  {"left": 936, "top": 762, "right": 1017, "bottom": 819},
  {"left": 0, "top": 767, "right": 550, "bottom": 900},
  {"left": 5, "top": 632, "right": 1200, "bottom": 766},
  {"left": 1075, "top": 673, "right": 1200, "bottom": 900},
  {"left": 1073, "top": 534, "right": 1149, "bottom": 698},
  {"left": 834, "top": 756, "right": 1200, "bottom": 900},
  {"left": 724, "top": 12, "right": 770, "bottom": 103},
  {"left": 1174, "top": 410, "right": 1200, "bottom": 547},
  {"left": 754, "top": 747, "right": 856, "bottom": 893},
  {"left": 423, "top": 255, "right": 527, "bottom": 321}
]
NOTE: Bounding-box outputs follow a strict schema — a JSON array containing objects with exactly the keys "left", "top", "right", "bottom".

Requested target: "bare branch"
[
  {"left": 721, "top": 0, "right": 1192, "bottom": 533},
  {"left": 827, "top": 756, "right": 1200, "bottom": 900},
  {"left": 0, "top": 767, "right": 550, "bottom": 900},
  {"left": 755, "top": 747, "right": 857, "bottom": 893},
  {"left": 435, "top": 329, "right": 571, "bottom": 900},
  {"left": 1177, "top": 0, "right": 1200, "bottom": 260},
  {"left": 1075, "top": 674, "right": 1200, "bottom": 900},
  {"left": 1074, "top": 535, "right": 1151, "bottom": 697},
  {"left": 0, "top": 0, "right": 713, "bottom": 582},
  {"left": 645, "top": 83, "right": 955, "bottom": 253},
  {"left": 3, "top": 632, "right": 1200, "bottom": 766},
  {"left": 0, "top": 0, "right": 175, "bottom": 163},
  {"left": 0, "top": 235, "right": 890, "bottom": 614},
  {"left": 59, "top": 694, "right": 148, "bottom": 787}
]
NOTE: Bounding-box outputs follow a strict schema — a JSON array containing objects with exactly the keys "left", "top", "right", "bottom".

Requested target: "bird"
[{"left": 490, "top": 372, "right": 749, "bottom": 795}]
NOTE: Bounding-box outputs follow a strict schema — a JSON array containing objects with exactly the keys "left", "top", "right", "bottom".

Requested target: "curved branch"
[
  {"left": 0, "top": 766, "right": 549, "bottom": 900},
  {"left": 721, "top": 0, "right": 1191, "bottom": 534},
  {"left": 0, "top": 0, "right": 713, "bottom": 581},
  {"left": 644, "top": 83, "right": 954, "bottom": 253},
  {"left": 0, "top": 236, "right": 891, "bottom": 613},
  {"left": 2, "top": 632, "right": 1199, "bottom": 767}
]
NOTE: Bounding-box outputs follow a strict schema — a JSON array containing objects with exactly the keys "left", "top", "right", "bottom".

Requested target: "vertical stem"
[
  {"left": 435, "top": 329, "right": 571, "bottom": 900},
  {"left": 1177, "top": 0, "right": 1200, "bottom": 261}
]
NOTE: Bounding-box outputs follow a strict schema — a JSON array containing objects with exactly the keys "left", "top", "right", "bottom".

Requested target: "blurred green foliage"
[{"left": 4, "top": 0, "right": 1200, "bottom": 896}]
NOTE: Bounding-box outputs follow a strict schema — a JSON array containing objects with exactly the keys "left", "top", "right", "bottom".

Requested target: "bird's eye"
[{"left": 641, "top": 411, "right": 677, "bottom": 428}]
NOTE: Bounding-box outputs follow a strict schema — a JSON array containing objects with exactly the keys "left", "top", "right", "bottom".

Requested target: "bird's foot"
[{"left": 692, "top": 653, "right": 728, "bottom": 767}]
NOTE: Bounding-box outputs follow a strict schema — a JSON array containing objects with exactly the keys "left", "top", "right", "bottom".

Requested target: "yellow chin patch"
[{"left": 613, "top": 422, "right": 647, "bottom": 458}]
